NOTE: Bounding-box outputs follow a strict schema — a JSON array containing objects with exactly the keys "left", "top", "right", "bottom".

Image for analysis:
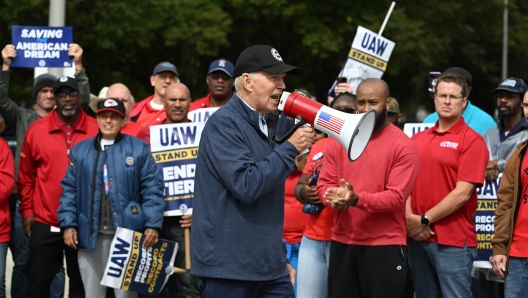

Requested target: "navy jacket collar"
[{"left": 498, "top": 118, "right": 528, "bottom": 142}]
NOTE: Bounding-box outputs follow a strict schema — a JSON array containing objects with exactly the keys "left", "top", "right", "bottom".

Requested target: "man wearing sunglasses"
[
  {"left": 190, "top": 58, "right": 235, "bottom": 111},
  {"left": 17, "top": 76, "right": 98, "bottom": 298}
]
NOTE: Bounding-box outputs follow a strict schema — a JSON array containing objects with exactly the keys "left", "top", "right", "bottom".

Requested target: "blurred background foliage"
[{"left": 1, "top": 0, "right": 527, "bottom": 122}]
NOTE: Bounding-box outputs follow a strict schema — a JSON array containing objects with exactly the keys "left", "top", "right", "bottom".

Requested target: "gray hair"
[{"left": 234, "top": 72, "right": 257, "bottom": 92}]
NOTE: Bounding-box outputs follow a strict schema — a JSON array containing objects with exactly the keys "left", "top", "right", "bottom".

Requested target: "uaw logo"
[
  {"left": 271, "top": 48, "right": 283, "bottom": 61},
  {"left": 440, "top": 141, "right": 459, "bottom": 149},
  {"left": 104, "top": 99, "right": 118, "bottom": 107},
  {"left": 218, "top": 59, "right": 226, "bottom": 67},
  {"left": 59, "top": 76, "right": 68, "bottom": 82},
  {"left": 179, "top": 204, "right": 188, "bottom": 214}
]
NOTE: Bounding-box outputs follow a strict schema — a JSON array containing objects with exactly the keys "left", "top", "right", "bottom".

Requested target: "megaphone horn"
[{"left": 278, "top": 91, "right": 376, "bottom": 161}]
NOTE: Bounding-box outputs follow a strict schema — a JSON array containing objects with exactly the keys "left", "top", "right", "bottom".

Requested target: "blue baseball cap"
[{"left": 208, "top": 58, "right": 234, "bottom": 78}]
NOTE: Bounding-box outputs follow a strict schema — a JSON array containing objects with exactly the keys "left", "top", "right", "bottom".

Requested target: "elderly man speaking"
[{"left": 191, "top": 45, "right": 314, "bottom": 297}]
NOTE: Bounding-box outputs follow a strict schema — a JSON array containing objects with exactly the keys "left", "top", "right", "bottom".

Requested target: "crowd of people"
[{"left": 0, "top": 41, "right": 527, "bottom": 298}]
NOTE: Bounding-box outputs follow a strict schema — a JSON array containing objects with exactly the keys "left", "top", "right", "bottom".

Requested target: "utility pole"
[
  {"left": 502, "top": 0, "right": 508, "bottom": 79},
  {"left": 35, "top": 0, "right": 66, "bottom": 78}
]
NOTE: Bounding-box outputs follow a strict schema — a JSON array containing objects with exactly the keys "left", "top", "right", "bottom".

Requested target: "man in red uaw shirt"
[
  {"left": 17, "top": 76, "right": 98, "bottom": 298},
  {"left": 318, "top": 78, "right": 420, "bottom": 298},
  {"left": 406, "top": 73, "right": 489, "bottom": 298},
  {"left": 190, "top": 58, "right": 234, "bottom": 111},
  {"left": 130, "top": 62, "right": 179, "bottom": 127}
]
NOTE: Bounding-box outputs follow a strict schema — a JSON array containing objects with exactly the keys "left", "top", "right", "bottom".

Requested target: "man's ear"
[
  {"left": 150, "top": 75, "right": 156, "bottom": 87},
  {"left": 385, "top": 97, "right": 392, "bottom": 110},
  {"left": 242, "top": 73, "right": 253, "bottom": 92}
]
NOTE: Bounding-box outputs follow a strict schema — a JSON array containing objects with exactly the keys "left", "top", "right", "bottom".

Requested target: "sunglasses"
[{"left": 334, "top": 107, "right": 356, "bottom": 114}]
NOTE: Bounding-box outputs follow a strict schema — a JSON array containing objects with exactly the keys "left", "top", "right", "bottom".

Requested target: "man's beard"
[
  {"left": 497, "top": 104, "right": 520, "bottom": 121},
  {"left": 61, "top": 108, "right": 77, "bottom": 117},
  {"left": 374, "top": 105, "right": 387, "bottom": 130}
]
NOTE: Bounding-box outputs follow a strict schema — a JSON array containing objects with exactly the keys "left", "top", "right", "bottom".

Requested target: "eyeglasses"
[
  {"left": 55, "top": 91, "right": 79, "bottom": 99},
  {"left": 435, "top": 94, "right": 464, "bottom": 100},
  {"left": 209, "top": 73, "right": 232, "bottom": 81}
]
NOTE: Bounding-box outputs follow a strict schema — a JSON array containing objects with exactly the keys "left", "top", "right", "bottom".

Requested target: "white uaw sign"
[{"left": 330, "top": 26, "right": 395, "bottom": 96}]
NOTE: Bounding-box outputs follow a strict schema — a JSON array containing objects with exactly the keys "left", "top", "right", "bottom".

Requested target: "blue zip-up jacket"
[
  {"left": 57, "top": 132, "right": 165, "bottom": 251},
  {"left": 191, "top": 94, "right": 300, "bottom": 281}
]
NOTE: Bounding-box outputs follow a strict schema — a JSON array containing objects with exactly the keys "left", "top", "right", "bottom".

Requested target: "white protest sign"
[
  {"left": 330, "top": 26, "right": 396, "bottom": 96},
  {"left": 150, "top": 122, "right": 205, "bottom": 216},
  {"left": 101, "top": 228, "right": 177, "bottom": 295},
  {"left": 403, "top": 123, "right": 433, "bottom": 138},
  {"left": 187, "top": 107, "right": 218, "bottom": 123}
]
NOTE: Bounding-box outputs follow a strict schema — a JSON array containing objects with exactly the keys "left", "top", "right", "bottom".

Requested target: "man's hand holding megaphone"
[
  {"left": 286, "top": 126, "right": 314, "bottom": 153},
  {"left": 324, "top": 179, "right": 359, "bottom": 210}
]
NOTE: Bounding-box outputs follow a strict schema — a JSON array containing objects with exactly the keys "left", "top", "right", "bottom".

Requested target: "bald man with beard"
[
  {"left": 106, "top": 83, "right": 143, "bottom": 137},
  {"left": 317, "top": 78, "right": 420, "bottom": 298}
]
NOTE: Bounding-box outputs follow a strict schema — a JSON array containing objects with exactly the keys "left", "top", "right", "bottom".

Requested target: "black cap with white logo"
[
  {"left": 233, "top": 45, "right": 301, "bottom": 77},
  {"left": 53, "top": 76, "right": 79, "bottom": 94},
  {"left": 97, "top": 98, "right": 126, "bottom": 118}
]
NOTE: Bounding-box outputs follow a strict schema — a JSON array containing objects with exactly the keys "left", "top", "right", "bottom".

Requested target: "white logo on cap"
[
  {"left": 271, "top": 48, "right": 283, "bottom": 61},
  {"left": 502, "top": 79, "right": 517, "bottom": 87},
  {"left": 104, "top": 99, "right": 118, "bottom": 107},
  {"left": 160, "top": 62, "right": 173, "bottom": 68},
  {"left": 219, "top": 60, "right": 226, "bottom": 67},
  {"left": 59, "top": 76, "right": 68, "bottom": 82}
]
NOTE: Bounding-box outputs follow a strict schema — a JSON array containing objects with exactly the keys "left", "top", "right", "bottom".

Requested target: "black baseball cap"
[
  {"left": 443, "top": 67, "right": 472, "bottom": 86},
  {"left": 97, "top": 98, "right": 126, "bottom": 118},
  {"left": 153, "top": 62, "right": 179, "bottom": 76},
  {"left": 492, "top": 78, "right": 528, "bottom": 94},
  {"left": 233, "top": 45, "right": 300, "bottom": 77},
  {"left": 53, "top": 76, "right": 79, "bottom": 94}
]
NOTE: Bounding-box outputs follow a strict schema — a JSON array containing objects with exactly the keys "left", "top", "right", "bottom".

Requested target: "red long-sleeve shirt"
[
  {"left": 317, "top": 124, "right": 420, "bottom": 246},
  {"left": 0, "top": 139, "right": 14, "bottom": 243},
  {"left": 17, "top": 109, "right": 98, "bottom": 227}
]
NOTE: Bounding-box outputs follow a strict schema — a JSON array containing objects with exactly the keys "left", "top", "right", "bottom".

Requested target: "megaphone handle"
[
  {"left": 274, "top": 117, "right": 307, "bottom": 144},
  {"left": 296, "top": 117, "right": 310, "bottom": 155}
]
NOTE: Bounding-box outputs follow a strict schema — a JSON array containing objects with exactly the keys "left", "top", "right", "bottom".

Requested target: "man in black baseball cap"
[
  {"left": 53, "top": 76, "right": 83, "bottom": 121},
  {"left": 191, "top": 45, "right": 313, "bottom": 297},
  {"left": 423, "top": 67, "right": 496, "bottom": 135},
  {"left": 234, "top": 45, "right": 300, "bottom": 77},
  {"left": 96, "top": 98, "right": 126, "bottom": 140}
]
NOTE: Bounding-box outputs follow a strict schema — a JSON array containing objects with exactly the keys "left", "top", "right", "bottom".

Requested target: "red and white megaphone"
[{"left": 278, "top": 91, "right": 376, "bottom": 161}]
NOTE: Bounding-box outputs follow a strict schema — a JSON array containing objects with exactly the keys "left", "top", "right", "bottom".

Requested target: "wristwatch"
[{"left": 421, "top": 214, "right": 430, "bottom": 227}]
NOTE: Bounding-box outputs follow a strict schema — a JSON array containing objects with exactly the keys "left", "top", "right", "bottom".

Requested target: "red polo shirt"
[
  {"left": 190, "top": 94, "right": 212, "bottom": 111},
  {"left": 411, "top": 118, "right": 488, "bottom": 248},
  {"left": 130, "top": 95, "right": 166, "bottom": 127},
  {"left": 17, "top": 109, "right": 98, "bottom": 227}
]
